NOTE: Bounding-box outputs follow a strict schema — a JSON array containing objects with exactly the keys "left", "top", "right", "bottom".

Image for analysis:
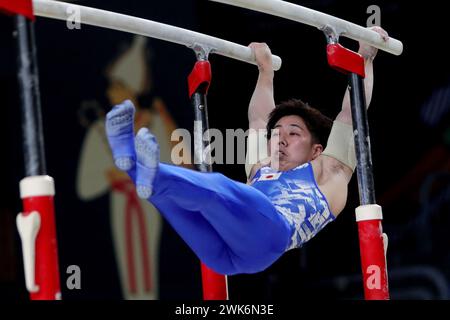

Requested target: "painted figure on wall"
[{"left": 76, "top": 36, "right": 179, "bottom": 299}]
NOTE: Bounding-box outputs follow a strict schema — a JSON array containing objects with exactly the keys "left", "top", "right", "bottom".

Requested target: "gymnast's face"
[{"left": 268, "top": 115, "right": 323, "bottom": 171}]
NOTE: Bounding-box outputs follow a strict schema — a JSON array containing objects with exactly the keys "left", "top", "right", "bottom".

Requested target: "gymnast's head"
[{"left": 266, "top": 99, "right": 332, "bottom": 171}]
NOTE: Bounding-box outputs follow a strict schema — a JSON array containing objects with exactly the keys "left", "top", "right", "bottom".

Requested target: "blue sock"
[
  {"left": 135, "top": 127, "right": 160, "bottom": 199},
  {"left": 105, "top": 100, "right": 136, "bottom": 171}
]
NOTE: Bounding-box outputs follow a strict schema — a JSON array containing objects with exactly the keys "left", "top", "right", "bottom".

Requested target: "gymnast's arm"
[
  {"left": 312, "top": 26, "right": 389, "bottom": 216},
  {"left": 245, "top": 43, "right": 275, "bottom": 180},
  {"left": 247, "top": 42, "right": 275, "bottom": 131}
]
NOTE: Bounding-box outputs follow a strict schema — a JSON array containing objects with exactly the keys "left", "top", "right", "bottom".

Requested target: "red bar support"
[
  {"left": 17, "top": 176, "right": 61, "bottom": 300},
  {"left": 188, "top": 61, "right": 212, "bottom": 98},
  {"left": 0, "top": 0, "right": 34, "bottom": 20},
  {"left": 326, "top": 43, "right": 365, "bottom": 78},
  {"left": 356, "top": 205, "right": 389, "bottom": 300},
  {"left": 201, "top": 264, "right": 228, "bottom": 300}
]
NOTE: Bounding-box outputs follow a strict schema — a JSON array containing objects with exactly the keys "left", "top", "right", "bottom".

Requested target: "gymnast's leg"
[{"left": 106, "top": 101, "right": 291, "bottom": 275}]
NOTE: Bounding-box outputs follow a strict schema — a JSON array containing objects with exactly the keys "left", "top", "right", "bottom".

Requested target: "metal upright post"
[
  {"left": 14, "top": 12, "right": 62, "bottom": 300},
  {"left": 325, "top": 28, "right": 389, "bottom": 299},
  {"left": 187, "top": 46, "right": 228, "bottom": 300},
  {"left": 347, "top": 72, "right": 389, "bottom": 300}
]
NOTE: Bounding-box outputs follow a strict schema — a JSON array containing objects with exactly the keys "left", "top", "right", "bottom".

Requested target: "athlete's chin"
[
  {"left": 278, "top": 162, "right": 295, "bottom": 172},
  {"left": 272, "top": 155, "right": 297, "bottom": 171}
]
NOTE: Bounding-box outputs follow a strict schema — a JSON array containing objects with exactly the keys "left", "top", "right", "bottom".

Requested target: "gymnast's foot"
[
  {"left": 105, "top": 100, "right": 136, "bottom": 171},
  {"left": 135, "top": 127, "right": 160, "bottom": 199}
]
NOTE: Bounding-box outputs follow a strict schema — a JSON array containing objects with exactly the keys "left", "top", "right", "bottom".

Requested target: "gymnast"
[{"left": 105, "top": 27, "right": 388, "bottom": 275}]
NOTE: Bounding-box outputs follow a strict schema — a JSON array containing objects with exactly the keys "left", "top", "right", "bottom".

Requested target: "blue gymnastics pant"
[{"left": 148, "top": 163, "right": 291, "bottom": 275}]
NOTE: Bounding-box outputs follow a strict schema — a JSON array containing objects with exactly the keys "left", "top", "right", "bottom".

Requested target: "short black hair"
[{"left": 266, "top": 99, "right": 332, "bottom": 147}]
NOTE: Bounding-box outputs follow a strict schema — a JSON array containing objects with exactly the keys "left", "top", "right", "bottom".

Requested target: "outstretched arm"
[
  {"left": 247, "top": 42, "right": 276, "bottom": 130},
  {"left": 245, "top": 43, "right": 276, "bottom": 179},
  {"left": 313, "top": 26, "right": 389, "bottom": 216},
  {"left": 337, "top": 26, "right": 388, "bottom": 124}
]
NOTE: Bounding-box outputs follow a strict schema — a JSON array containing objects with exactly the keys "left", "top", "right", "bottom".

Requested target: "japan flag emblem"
[{"left": 259, "top": 172, "right": 282, "bottom": 181}]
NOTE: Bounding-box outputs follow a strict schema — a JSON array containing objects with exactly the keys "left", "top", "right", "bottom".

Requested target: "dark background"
[{"left": 1, "top": 0, "right": 449, "bottom": 300}]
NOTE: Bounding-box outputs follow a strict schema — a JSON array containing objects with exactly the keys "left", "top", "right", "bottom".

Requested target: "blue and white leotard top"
[{"left": 250, "top": 163, "right": 335, "bottom": 251}]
